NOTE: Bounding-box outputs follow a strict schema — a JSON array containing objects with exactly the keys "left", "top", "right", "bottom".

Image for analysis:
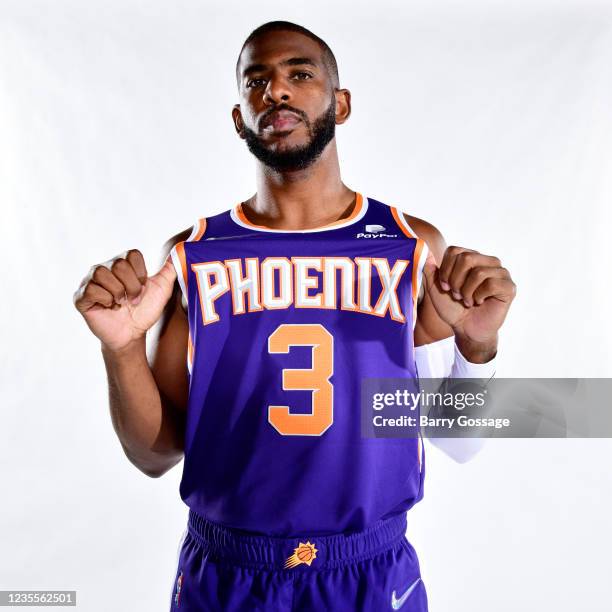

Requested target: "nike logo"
[{"left": 391, "top": 577, "right": 421, "bottom": 609}]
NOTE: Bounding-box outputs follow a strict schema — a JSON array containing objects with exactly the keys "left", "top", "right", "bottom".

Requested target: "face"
[{"left": 233, "top": 31, "right": 350, "bottom": 172}]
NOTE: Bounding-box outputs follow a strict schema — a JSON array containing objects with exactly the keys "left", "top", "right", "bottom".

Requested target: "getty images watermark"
[{"left": 360, "top": 378, "right": 612, "bottom": 438}]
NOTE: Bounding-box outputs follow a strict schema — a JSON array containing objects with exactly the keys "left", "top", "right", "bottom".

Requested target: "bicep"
[
  {"left": 148, "top": 279, "right": 190, "bottom": 414},
  {"left": 414, "top": 284, "right": 454, "bottom": 346},
  {"left": 406, "top": 214, "right": 454, "bottom": 346},
  {"left": 147, "top": 228, "right": 193, "bottom": 413}
]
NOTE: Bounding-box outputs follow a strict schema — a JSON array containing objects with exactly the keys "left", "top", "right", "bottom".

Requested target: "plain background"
[{"left": 1, "top": 0, "right": 611, "bottom": 610}]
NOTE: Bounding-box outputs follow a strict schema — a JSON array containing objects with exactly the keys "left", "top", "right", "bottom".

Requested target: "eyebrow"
[{"left": 242, "top": 57, "right": 318, "bottom": 78}]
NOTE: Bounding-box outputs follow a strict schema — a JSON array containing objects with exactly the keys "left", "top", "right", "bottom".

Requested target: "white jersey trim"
[{"left": 230, "top": 194, "right": 369, "bottom": 233}]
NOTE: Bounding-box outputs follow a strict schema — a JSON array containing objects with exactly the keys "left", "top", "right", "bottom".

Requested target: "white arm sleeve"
[{"left": 415, "top": 337, "right": 496, "bottom": 462}]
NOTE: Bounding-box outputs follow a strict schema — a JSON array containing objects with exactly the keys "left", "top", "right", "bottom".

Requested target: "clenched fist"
[
  {"left": 423, "top": 246, "right": 516, "bottom": 347},
  {"left": 73, "top": 249, "right": 177, "bottom": 352}
]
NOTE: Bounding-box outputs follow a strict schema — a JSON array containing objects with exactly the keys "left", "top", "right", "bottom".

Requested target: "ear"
[
  {"left": 334, "top": 89, "right": 351, "bottom": 125},
  {"left": 232, "top": 104, "right": 246, "bottom": 139}
]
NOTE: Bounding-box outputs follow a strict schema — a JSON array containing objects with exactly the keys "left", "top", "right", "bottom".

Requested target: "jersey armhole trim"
[
  {"left": 188, "top": 218, "right": 207, "bottom": 242},
  {"left": 390, "top": 207, "right": 419, "bottom": 238},
  {"left": 169, "top": 218, "right": 207, "bottom": 376},
  {"left": 168, "top": 242, "right": 193, "bottom": 374},
  {"left": 411, "top": 239, "right": 429, "bottom": 329},
  {"left": 388, "top": 208, "right": 430, "bottom": 329},
  {"left": 170, "top": 242, "right": 189, "bottom": 302},
  {"left": 169, "top": 217, "right": 208, "bottom": 301}
]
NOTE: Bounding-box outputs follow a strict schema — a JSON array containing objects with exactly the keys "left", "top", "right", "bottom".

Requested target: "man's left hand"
[{"left": 422, "top": 246, "right": 516, "bottom": 360}]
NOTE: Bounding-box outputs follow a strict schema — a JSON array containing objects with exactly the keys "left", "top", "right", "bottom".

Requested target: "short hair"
[{"left": 236, "top": 21, "right": 340, "bottom": 88}]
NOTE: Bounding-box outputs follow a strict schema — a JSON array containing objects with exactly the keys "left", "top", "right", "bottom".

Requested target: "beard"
[{"left": 242, "top": 98, "right": 337, "bottom": 172}]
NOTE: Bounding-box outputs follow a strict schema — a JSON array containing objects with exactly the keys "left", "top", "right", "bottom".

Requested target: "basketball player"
[{"left": 74, "top": 21, "right": 515, "bottom": 611}]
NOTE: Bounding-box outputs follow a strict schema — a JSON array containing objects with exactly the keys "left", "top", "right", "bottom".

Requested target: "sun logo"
[
  {"left": 284, "top": 541, "right": 318, "bottom": 568},
  {"left": 174, "top": 571, "right": 183, "bottom": 606}
]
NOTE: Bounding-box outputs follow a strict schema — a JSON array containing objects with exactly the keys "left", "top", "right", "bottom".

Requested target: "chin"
[{"left": 268, "top": 137, "right": 309, "bottom": 153}]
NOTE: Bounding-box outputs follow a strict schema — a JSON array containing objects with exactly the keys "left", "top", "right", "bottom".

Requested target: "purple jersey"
[{"left": 170, "top": 194, "right": 429, "bottom": 537}]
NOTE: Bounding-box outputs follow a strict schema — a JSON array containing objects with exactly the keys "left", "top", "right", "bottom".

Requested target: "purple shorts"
[{"left": 169, "top": 510, "right": 428, "bottom": 611}]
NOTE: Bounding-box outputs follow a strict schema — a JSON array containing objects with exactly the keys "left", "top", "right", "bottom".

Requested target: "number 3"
[{"left": 267, "top": 323, "right": 334, "bottom": 436}]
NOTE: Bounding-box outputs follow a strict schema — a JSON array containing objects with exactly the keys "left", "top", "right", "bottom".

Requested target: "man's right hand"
[{"left": 73, "top": 249, "right": 178, "bottom": 353}]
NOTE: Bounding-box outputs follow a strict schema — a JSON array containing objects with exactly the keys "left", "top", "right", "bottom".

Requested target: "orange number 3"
[{"left": 267, "top": 323, "right": 334, "bottom": 436}]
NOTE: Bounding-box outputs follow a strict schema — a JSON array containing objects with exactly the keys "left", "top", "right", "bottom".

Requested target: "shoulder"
[
  {"left": 402, "top": 213, "right": 447, "bottom": 264},
  {"left": 161, "top": 216, "right": 210, "bottom": 262},
  {"left": 159, "top": 227, "right": 194, "bottom": 314},
  {"left": 161, "top": 227, "right": 193, "bottom": 262}
]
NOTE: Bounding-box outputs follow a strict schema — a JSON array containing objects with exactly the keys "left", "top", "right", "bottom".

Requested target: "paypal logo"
[{"left": 356, "top": 224, "right": 398, "bottom": 239}]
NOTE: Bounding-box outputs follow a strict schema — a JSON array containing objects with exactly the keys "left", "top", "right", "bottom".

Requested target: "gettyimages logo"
[{"left": 356, "top": 224, "right": 398, "bottom": 238}]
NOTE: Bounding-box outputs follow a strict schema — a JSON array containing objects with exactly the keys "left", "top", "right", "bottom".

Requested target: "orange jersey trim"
[
  {"left": 235, "top": 193, "right": 364, "bottom": 231},
  {"left": 187, "top": 333, "right": 195, "bottom": 372},
  {"left": 193, "top": 218, "right": 207, "bottom": 241},
  {"left": 175, "top": 241, "right": 189, "bottom": 292},
  {"left": 411, "top": 238, "right": 425, "bottom": 307},
  {"left": 390, "top": 207, "right": 416, "bottom": 238}
]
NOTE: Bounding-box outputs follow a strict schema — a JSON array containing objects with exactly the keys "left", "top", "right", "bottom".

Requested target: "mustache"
[{"left": 259, "top": 105, "right": 309, "bottom": 130}]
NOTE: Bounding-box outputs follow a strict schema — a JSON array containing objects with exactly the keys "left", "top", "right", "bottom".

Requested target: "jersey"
[{"left": 169, "top": 193, "right": 430, "bottom": 537}]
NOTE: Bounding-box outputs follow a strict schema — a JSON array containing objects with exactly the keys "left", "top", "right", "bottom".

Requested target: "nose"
[{"left": 262, "top": 75, "right": 290, "bottom": 106}]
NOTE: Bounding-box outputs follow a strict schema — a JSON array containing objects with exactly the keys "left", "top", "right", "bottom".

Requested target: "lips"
[{"left": 262, "top": 110, "right": 302, "bottom": 133}]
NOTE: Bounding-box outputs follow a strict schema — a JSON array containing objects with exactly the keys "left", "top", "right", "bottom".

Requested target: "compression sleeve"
[{"left": 415, "top": 336, "right": 496, "bottom": 462}]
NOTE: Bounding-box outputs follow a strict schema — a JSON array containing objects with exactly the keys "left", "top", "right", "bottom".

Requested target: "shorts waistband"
[{"left": 187, "top": 511, "right": 407, "bottom": 571}]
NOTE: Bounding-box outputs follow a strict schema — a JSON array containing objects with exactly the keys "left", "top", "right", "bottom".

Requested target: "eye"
[
  {"left": 292, "top": 72, "right": 314, "bottom": 80},
  {"left": 246, "top": 78, "right": 267, "bottom": 88}
]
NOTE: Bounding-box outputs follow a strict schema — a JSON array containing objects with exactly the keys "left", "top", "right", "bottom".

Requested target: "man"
[{"left": 74, "top": 21, "right": 515, "bottom": 611}]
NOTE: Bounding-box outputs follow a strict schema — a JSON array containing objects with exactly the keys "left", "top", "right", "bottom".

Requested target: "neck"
[{"left": 247, "top": 141, "right": 355, "bottom": 230}]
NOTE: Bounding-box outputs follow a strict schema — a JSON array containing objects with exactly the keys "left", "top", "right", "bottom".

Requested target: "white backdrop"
[{"left": 1, "top": 0, "right": 611, "bottom": 610}]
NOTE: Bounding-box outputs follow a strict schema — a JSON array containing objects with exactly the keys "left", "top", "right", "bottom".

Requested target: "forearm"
[
  {"left": 416, "top": 336, "right": 495, "bottom": 462},
  {"left": 101, "top": 338, "right": 184, "bottom": 477}
]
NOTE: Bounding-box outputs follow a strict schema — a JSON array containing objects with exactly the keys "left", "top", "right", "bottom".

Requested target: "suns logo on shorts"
[
  {"left": 284, "top": 541, "right": 318, "bottom": 568},
  {"left": 174, "top": 570, "right": 183, "bottom": 607}
]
